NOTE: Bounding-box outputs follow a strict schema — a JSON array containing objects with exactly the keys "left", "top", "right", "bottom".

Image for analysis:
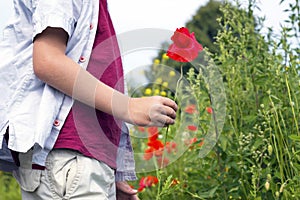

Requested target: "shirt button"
[
  {"left": 79, "top": 56, "right": 86, "bottom": 63},
  {"left": 53, "top": 120, "right": 60, "bottom": 127},
  {"left": 90, "top": 23, "right": 94, "bottom": 30}
]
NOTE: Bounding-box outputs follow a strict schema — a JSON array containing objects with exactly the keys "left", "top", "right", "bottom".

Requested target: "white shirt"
[{"left": 0, "top": 0, "right": 99, "bottom": 166}]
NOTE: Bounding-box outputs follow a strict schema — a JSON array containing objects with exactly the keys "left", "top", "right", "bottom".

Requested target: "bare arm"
[{"left": 33, "top": 27, "right": 177, "bottom": 127}]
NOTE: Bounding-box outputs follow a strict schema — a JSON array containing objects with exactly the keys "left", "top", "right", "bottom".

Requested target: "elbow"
[
  {"left": 32, "top": 47, "right": 64, "bottom": 82},
  {"left": 32, "top": 51, "right": 63, "bottom": 84},
  {"left": 33, "top": 54, "right": 50, "bottom": 81}
]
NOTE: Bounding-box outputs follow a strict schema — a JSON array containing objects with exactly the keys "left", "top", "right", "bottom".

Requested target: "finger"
[
  {"left": 161, "top": 97, "right": 178, "bottom": 111},
  {"left": 163, "top": 105, "right": 177, "bottom": 119},
  {"left": 148, "top": 108, "right": 171, "bottom": 127},
  {"left": 116, "top": 181, "right": 138, "bottom": 195},
  {"left": 160, "top": 115, "right": 175, "bottom": 126},
  {"left": 149, "top": 114, "right": 175, "bottom": 127}
]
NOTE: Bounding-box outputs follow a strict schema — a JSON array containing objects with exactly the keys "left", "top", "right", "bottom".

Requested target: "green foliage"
[
  {"left": 129, "top": 0, "right": 300, "bottom": 199},
  {"left": 0, "top": 172, "right": 21, "bottom": 200},
  {"left": 186, "top": 0, "right": 223, "bottom": 54}
]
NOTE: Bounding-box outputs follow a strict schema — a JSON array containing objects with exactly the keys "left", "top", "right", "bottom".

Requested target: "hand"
[
  {"left": 116, "top": 181, "right": 139, "bottom": 200},
  {"left": 128, "top": 96, "right": 178, "bottom": 127}
]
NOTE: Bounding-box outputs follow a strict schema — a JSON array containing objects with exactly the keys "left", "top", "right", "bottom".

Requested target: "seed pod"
[
  {"left": 267, "top": 174, "right": 272, "bottom": 181},
  {"left": 275, "top": 191, "right": 280, "bottom": 197},
  {"left": 268, "top": 145, "right": 273, "bottom": 156},
  {"left": 265, "top": 181, "right": 270, "bottom": 191},
  {"left": 280, "top": 183, "right": 286, "bottom": 193}
]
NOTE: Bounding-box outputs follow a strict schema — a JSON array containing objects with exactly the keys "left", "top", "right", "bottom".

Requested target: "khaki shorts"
[{"left": 13, "top": 149, "right": 116, "bottom": 200}]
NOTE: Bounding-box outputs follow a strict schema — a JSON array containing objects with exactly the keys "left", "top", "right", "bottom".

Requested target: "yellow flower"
[
  {"left": 153, "top": 59, "right": 160, "bottom": 70},
  {"left": 154, "top": 89, "right": 160, "bottom": 95},
  {"left": 154, "top": 59, "right": 160, "bottom": 65},
  {"left": 225, "top": 167, "right": 229, "bottom": 173},
  {"left": 162, "top": 53, "right": 169, "bottom": 61},
  {"left": 169, "top": 70, "right": 176, "bottom": 77},
  {"left": 162, "top": 82, "right": 168, "bottom": 88},
  {"left": 144, "top": 88, "right": 152, "bottom": 95},
  {"left": 155, "top": 78, "right": 163, "bottom": 84},
  {"left": 160, "top": 91, "right": 167, "bottom": 97}
]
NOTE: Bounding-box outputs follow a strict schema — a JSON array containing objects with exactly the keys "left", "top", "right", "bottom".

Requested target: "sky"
[{"left": 0, "top": 0, "right": 294, "bottom": 74}]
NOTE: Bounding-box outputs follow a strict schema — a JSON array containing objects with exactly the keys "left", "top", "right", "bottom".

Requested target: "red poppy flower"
[
  {"left": 190, "top": 137, "right": 198, "bottom": 144},
  {"left": 148, "top": 127, "right": 158, "bottom": 135},
  {"left": 167, "top": 27, "right": 203, "bottom": 62},
  {"left": 206, "top": 107, "right": 213, "bottom": 114},
  {"left": 154, "top": 148, "right": 164, "bottom": 157},
  {"left": 186, "top": 137, "right": 198, "bottom": 150},
  {"left": 143, "top": 147, "right": 154, "bottom": 160},
  {"left": 137, "top": 126, "right": 145, "bottom": 132},
  {"left": 147, "top": 139, "right": 164, "bottom": 150},
  {"left": 148, "top": 127, "right": 159, "bottom": 141},
  {"left": 187, "top": 125, "right": 198, "bottom": 131},
  {"left": 138, "top": 176, "right": 159, "bottom": 192},
  {"left": 184, "top": 104, "right": 197, "bottom": 114},
  {"left": 171, "top": 179, "right": 180, "bottom": 186},
  {"left": 165, "top": 141, "right": 177, "bottom": 153},
  {"left": 150, "top": 176, "right": 159, "bottom": 185},
  {"left": 148, "top": 133, "right": 158, "bottom": 141},
  {"left": 198, "top": 138, "right": 205, "bottom": 147},
  {"left": 156, "top": 156, "right": 169, "bottom": 167}
]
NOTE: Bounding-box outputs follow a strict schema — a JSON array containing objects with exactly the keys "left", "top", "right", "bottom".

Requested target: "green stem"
[
  {"left": 285, "top": 74, "right": 299, "bottom": 135},
  {"left": 174, "top": 64, "right": 183, "bottom": 102},
  {"left": 157, "top": 64, "right": 183, "bottom": 199},
  {"left": 155, "top": 159, "right": 161, "bottom": 200}
]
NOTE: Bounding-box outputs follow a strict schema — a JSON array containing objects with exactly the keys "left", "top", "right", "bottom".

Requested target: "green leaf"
[
  {"left": 219, "top": 134, "right": 228, "bottom": 151},
  {"left": 289, "top": 134, "right": 300, "bottom": 141},
  {"left": 252, "top": 138, "right": 264, "bottom": 150},
  {"left": 243, "top": 115, "right": 257, "bottom": 123},
  {"left": 197, "top": 186, "right": 218, "bottom": 198}
]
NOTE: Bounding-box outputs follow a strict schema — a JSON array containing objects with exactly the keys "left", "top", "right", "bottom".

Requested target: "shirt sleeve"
[
  {"left": 31, "top": 0, "right": 82, "bottom": 40},
  {"left": 115, "top": 123, "right": 137, "bottom": 181}
]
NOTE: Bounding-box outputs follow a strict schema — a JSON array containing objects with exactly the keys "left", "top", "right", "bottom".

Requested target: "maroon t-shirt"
[{"left": 53, "top": 0, "right": 124, "bottom": 169}]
